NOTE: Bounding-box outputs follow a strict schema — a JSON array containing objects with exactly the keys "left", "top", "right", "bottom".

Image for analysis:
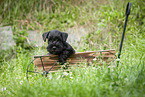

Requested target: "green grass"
[
  {"left": 0, "top": 0, "right": 145, "bottom": 96},
  {"left": 0, "top": 37, "right": 145, "bottom": 97}
]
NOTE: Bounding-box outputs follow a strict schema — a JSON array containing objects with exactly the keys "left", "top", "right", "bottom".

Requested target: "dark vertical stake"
[
  {"left": 40, "top": 57, "right": 45, "bottom": 71},
  {"left": 118, "top": 2, "right": 131, "bottom": 59}
]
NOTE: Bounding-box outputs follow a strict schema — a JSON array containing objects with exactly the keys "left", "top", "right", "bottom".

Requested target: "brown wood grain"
[{"left": 34, "top": 49, "right": 116, "bottom": 72}]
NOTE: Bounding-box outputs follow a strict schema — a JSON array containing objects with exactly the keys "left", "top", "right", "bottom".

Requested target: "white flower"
[
  {"left": 24, "top": 77, "right": 26, "bottom": 80},
  {"left": 93, "top": 58, "right": 97, "bottom": 61},
  {"left": 70, "top": 72, "right": 72, "bottom": 76},
  {"left": 63, "top": 72, "right": 69, "bottom": 76},
  {"left": 29, "top": 75, "right": 32, "bottom": 77},
  {"left": 70, "top": 77, "right": 73, "bottom": 79},
  {"left": 4, "top": 87, "right": 6, "bottom": 90},
  {"left": 49, "top": 75, "right": 52, "bottom": 79},
  {"left": 1, "top": 88, "right": 3, "bottom": 92},
  {"left": 20, "top": 81, "right": 23, "bottom": 85},
  {"left": 1, "top": 87, "right": 6, "bottom": 92}
]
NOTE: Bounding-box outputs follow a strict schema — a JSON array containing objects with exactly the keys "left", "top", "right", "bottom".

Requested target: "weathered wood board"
[{"left": 34, "top": 49, "right": 116, "bottom": 72}]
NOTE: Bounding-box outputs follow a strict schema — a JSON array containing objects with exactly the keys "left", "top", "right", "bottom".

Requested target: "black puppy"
[{"left": 42, "top": 30, "right": 75, "bottom": 64}]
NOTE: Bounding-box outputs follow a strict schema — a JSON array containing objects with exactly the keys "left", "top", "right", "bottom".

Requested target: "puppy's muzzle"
[{"left": 47, "top": 44, "right": 64, "bottom": 55}]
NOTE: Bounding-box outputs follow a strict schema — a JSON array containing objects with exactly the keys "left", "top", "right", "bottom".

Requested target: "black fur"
[{"left": 42, "top": 30, "right": 75, "bottom": 64}]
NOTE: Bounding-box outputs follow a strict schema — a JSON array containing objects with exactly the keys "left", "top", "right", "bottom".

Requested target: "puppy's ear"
[
  {"left": 42, "top": 32, "right": 50, "bottom": 42},
  {"left": 61, "top": 32, "right": 68, "bottom": 42}
]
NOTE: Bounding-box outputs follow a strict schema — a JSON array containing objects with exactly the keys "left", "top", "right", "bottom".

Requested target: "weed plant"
[{"left": 0, "top": 0, "right": 145, "bottom": 96}]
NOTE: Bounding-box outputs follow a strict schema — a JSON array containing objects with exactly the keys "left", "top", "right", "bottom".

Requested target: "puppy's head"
[{"left": 42, "top": 30, "right": 68, "bottom": 55}]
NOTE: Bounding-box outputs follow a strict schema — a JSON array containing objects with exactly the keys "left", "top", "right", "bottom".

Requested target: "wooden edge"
[{"left": 34, "top": 49, "right": 115, "bottom": 58}]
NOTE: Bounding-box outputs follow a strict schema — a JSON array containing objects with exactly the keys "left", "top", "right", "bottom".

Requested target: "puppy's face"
[{"left": 42, "top": 30, "right": 68, "bottom": 55}]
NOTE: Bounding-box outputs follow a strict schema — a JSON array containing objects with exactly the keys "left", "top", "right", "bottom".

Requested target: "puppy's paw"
[
  {"left": 59, "top": 60, "right": 66, "bottom": 65},
  {"left": 58, "top": 57, "right": 66, "bottom": 65}
]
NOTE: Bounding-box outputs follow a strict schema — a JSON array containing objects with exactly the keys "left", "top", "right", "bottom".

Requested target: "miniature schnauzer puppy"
[{"left": 42, "top": 30, "right": 75, "bottom": 64}]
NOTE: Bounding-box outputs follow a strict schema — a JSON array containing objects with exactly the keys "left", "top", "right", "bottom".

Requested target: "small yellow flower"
[
  {"left": 63, "top": 72, "right": 69, "bottom": 76},
  {"left": 116, "top": 58, "right": 120, "bottom": 61},
  {"left": 20, "top": 81, "right": 23, "bottom": 85}
]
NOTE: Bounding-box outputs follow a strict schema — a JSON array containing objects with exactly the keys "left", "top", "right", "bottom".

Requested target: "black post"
[{"left": 118, "top": 2, "right": 131, "bottom": 59}]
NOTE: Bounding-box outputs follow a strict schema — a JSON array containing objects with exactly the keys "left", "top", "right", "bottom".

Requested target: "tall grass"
[{"left": 0, "top": 0, "right": 145, "bottom": 96}]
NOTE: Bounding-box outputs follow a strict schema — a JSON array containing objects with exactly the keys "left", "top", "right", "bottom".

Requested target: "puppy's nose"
[{"left": 52, "top": 46, "right": 56, "bottom": 50}]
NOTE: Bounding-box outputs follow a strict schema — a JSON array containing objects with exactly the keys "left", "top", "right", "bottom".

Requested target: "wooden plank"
[
  {"left": 34, "top": 49, "right": 116, "bottom": 72},
  {"left": 34, "top": 49, "right": 115, "bottom": 58}
]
